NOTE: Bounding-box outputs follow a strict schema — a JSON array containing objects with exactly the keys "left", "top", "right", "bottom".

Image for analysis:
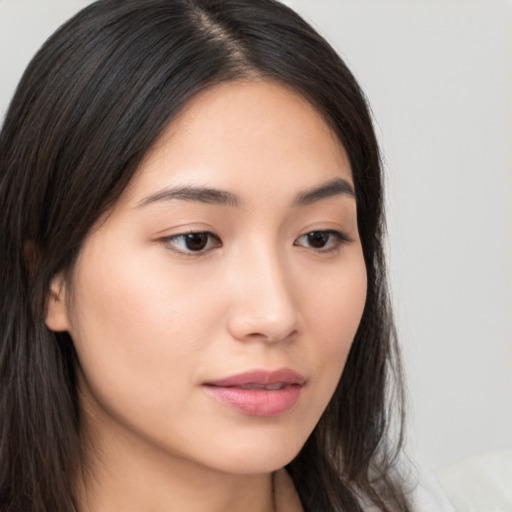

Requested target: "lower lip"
[{"left": 203, "top": 384, "right": 302, "bottom": 417}]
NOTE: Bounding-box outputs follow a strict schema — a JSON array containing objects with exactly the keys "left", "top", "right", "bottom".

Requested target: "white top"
[
  {"left": 406, "top": 448, "right": 512, "bottom": 512},
  {"left": 435, "top": 448, "right": 512, "bottom": 512}
]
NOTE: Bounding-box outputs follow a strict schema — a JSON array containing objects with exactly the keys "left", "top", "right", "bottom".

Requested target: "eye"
[
  {"left": 294, "top": 230, "right": 351, "bottom": 252},
  {"left": 162, "top": 231, "right": 222, "bottom": 254}
]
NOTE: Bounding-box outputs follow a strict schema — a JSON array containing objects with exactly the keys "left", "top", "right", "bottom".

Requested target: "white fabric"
[{"left": 435, "top": 448, "right": 512, "bottom": 512}]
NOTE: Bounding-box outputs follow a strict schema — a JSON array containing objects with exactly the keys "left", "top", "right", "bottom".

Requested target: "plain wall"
[{"left": 1, "top": 0, "right": 511, "bottom": 471}]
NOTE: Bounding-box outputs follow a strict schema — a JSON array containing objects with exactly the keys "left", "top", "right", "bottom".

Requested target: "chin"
[{"left": 198, "top": 428, "right": 309, "bottom": 475}]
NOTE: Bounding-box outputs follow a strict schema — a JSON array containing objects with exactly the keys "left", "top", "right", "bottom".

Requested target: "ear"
[{"left": 45, "top": 273, "right": 71, "bottom": 332}]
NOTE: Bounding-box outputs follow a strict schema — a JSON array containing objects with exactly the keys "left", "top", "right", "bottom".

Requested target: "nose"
[{"left": 225, "top": 245, "right": 301, "bottom": 343}]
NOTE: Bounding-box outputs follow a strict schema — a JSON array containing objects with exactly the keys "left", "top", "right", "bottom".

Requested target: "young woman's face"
[{"left": 47, "top": 80, "right": 367, "bottom": 475}]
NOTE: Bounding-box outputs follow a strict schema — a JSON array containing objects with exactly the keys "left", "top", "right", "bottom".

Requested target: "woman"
[{"left": 0, "top": 1, "right": 452, "bottom": 511}]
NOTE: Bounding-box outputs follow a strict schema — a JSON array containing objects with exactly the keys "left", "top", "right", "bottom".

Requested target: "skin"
[{"left": 46, "top": 79, "right": 367, "bottom": 512}]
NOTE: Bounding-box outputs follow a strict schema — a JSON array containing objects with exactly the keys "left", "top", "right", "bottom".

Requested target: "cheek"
[
  {"left": 66, "top": 244, "right": 218, "bottom": 412},
  {"left": 306, "top": 252, "right": 367, "bottom": 352},
  {"left": 70, "top": 239, "right": 213, "bottom": 346},
  {"left": 297, "top": 251, "right": 367, "bottom": 413}
]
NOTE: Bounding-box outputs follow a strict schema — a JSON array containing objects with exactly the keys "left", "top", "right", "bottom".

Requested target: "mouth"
[
  {"left": 203, "top": 369, "right": 305, "bottom": 417},
  {"left": 228, "top": 383, "right": 289, "bottom": 390}
]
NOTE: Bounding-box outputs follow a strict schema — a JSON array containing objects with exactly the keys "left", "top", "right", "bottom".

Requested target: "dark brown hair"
[{"left": 0, "top": 1, "right": 409, "bottom": 511}]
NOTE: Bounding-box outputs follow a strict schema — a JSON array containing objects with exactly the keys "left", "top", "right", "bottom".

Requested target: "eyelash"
[
  {"left": 294, "top": 230, "right": 352, "bottom": 253},
  {"left": 161, "top": 229, "right": 352, "bottom": 256},
  {"left": 161, "top": 231, "right": 222, "bottom": 255}
]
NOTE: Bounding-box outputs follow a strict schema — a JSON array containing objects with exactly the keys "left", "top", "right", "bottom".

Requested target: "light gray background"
[{"left": 1, "top": 0, "right": 511, "bottom": 471}]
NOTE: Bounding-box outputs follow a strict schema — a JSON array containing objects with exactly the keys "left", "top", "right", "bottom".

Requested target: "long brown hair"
[{"left": 0, "top": 1, "right": 410, "bottom": 511}]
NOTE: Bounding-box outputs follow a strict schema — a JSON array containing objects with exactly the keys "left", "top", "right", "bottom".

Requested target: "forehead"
[{"left": 121, "top": 79, "right": 352, "bottom": 205}]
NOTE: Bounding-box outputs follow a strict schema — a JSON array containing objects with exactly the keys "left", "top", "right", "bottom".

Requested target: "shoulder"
[{"left": 435, "top": 448, "right": 512, "bottom": 512}]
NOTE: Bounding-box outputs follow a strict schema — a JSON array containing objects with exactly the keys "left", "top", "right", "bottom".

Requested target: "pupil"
[
  {"left": 308, "top": 231, "right": 328, "bottom": 248},
  {"left": 185, "top": 233, "right": 208, "bottom": 251}
]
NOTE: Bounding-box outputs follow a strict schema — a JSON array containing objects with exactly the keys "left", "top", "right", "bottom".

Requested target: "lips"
[{"left": 203, "top": 369, "right": 305, "bottom": 417}]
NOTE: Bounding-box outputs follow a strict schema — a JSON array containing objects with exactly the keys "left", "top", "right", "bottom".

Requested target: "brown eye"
[
  {"left": 306, "top": 231, "right": 330, "bottom": 248},
  {"left": 184, "top": 233, "right": 209, "bottom": 251},
  {"left": 294, "top": 230, "right": 351, "bottom": 252},
  {"left": 163, "top": 231, "right": 222, "bottom": 254}
]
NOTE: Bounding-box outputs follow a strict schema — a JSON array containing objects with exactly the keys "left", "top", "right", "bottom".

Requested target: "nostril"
[
  {"left": 231, "top": 322, "right": 299, "bottom": 344},
  {"left": 260, "top": 329, "right": 298, "bottom": 344}
]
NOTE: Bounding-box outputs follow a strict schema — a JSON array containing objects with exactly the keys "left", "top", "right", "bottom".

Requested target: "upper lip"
[{"left": 204, "top": 368, "right": 305, "bottom": 387}]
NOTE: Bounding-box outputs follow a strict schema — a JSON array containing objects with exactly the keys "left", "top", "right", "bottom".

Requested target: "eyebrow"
[
  {"left": 292, "top": 178, "right": 355, "bottom": 206},
  {"left": 136, "top": 178, "right": 355, "bottom": 209},
  {"left": 137, "top": 186, "right": 240, "bottom": 208}
]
